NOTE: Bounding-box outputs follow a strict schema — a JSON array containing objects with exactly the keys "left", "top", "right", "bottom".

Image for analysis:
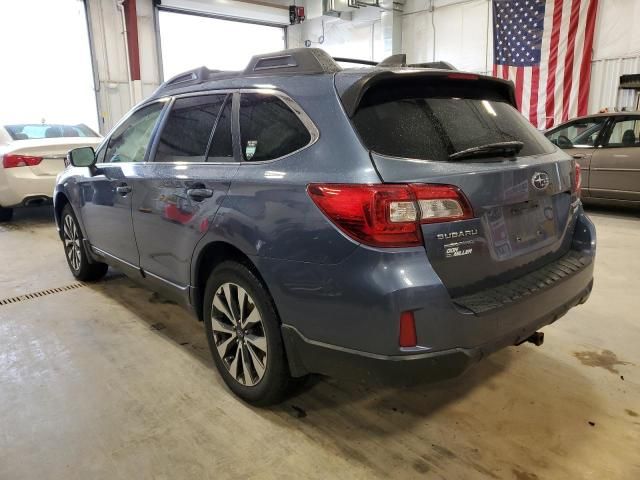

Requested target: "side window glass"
[
  {"left": 155, "top": 95, "right": 226, "bottom": 163},
  {"left": 105, "top": 103, "right": 163, "bottom": 163},
  {"left": 604, "top": 118, "right": 640, "bottom": 147},
  {"left": 239, "top": 93, "right": 311, "bottom": 162},
  {"left": 547, "top": 117, "right": 607, "bottom": 148},
  {"left": 207, "top": 97, "right": 234, "bottom": 162}
]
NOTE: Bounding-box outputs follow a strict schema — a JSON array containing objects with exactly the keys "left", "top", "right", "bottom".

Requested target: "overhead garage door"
[
  {"left": 158, "top": 9, "right": 286, "bottom": 80},
  {"left": 0, "top": 0, "right": 98, "bottom": 131}
]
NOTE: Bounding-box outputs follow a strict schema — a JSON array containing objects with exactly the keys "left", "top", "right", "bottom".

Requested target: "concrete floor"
[{"left": 0, "top": 205, "right": 638, "bottom": 480}]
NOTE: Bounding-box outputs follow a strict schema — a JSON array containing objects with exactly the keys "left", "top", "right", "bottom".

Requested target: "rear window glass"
[
  {"left": 239, "top": 93, "right": 311, "bottom": 162},
  {"left": 4, "top": 124, "right": 98, "bottom": 140},
  {"left": 352, "top": 96, "right": 554, "bottom": 161}
]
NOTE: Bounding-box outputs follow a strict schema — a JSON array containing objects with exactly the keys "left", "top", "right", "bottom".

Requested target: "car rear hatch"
[{"left": 337, "top": 69, "right": 580, "bottom": 297}]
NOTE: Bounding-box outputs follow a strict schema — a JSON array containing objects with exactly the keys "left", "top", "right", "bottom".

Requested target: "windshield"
[
  {"left": 4, "top": 123, "right": 98, "bottom": 140},
  {"left": 352, "top": 96, "right": 554, "bottom": 161}
]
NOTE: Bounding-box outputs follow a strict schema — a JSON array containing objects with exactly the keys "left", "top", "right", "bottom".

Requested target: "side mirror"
[{"left": 67, "top": 147, "right": 96, "bottom": 168}]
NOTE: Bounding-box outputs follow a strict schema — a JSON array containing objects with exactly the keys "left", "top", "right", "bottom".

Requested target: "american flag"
[{"left": 492, "top": 0, "right": 599, "bottom": 129}]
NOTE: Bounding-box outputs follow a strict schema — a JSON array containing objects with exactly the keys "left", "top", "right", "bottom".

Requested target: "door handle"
[
  {"left": 187, "top": 188, "right": 213, "bottom": 200},
  {"left": 116, "top": 184, "right": 132, "bottom": 195},
  {"left": 572, "top": 154, "right": 586, "bottom": 159}
]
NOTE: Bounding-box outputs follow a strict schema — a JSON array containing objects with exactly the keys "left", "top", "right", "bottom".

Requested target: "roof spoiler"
[{"left": 339, "top": 70, "right": 517, "bottom": 117}]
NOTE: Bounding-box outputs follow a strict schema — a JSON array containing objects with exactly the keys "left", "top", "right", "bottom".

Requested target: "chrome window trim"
[
  {"left": 235, "top": 88, "right": 320, "bottom": 165},
  {"left": 98, "top": 88, "right": 319, "bottom": 168},
  {"left": 97, "top": 98, "right": 171, "bottom": 165}
]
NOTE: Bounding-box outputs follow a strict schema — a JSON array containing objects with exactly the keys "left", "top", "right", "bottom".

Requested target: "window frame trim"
[
  {"left": 147, "top": 92, "right": 234, "bottom": 164},
  {"left": 98, "top": 88, "right": 319, "bottom": 167},
  {"left": 98, "top": 98, "right": 171, "bottom": 166},
  {"left": 235, "top": 89, "right": 320, "bottom": 165},
  {"left": 599, "top": 115, "right": 640, "bottom": 149},
  {"left": 546, "top": 115, "right": 612, "bottom": 150}
]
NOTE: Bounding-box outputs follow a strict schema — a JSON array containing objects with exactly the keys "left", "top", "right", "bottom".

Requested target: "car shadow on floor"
[
  {"left": 84, "top": 274, "right": 598, "bottom": 477},
  {"left": 86, "top": 273, "right": 515, "bottom": 412},
  {"left": 0, "top": 205, "right": 55, "bottom": 231}
]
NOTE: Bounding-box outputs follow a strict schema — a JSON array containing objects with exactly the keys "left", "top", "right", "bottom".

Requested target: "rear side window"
[
  {"left": 604, "top": 117, "right": 640, "bottom": 147},
  {"left": 352, "top": 92, "right": 554, "bottom": 161},
  {"left": 155, "top": 95, "right": 226, "bottom": 163},
  {"left": 239, "top": 93, "right": 311, "bottom": 161}
]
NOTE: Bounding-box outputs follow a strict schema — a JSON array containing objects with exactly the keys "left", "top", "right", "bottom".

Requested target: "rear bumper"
[
  {"left": 257, "top": 210, "right": 595, "bottom": 381},
  {"left": 0, "top": 169, "right": 56, "bottom": 207},
  {"left": 282, "top": 276, "right": 593, "bottom": 383}
]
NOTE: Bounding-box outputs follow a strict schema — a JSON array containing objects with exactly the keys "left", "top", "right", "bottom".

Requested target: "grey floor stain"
[{"left": 572, "top": 350, "right": 631, "bottom": 374}]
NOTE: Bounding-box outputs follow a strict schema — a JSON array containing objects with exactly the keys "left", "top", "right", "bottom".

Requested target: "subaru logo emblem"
[{"left": 532, "top": 172, "right": 550, "bottom": 190}]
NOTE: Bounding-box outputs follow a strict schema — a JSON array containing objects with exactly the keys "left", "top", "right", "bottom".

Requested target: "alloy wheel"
[
  {"left": 63, "top": 214, "right": 82, "bottom": 272},
  {"left": 211, "top": 283, "right": 268, "bottom": 387}
]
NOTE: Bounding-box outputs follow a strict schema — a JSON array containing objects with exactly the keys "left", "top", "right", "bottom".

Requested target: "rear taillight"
[
  {"left": 307, "top": 183, "right": 473, "bottom": 248},
  {"left": 2, "top": 154, "right": 43, "bottom": 168},
  {"left": 573, "top": 162, "right": 582, "bottom": 197}
]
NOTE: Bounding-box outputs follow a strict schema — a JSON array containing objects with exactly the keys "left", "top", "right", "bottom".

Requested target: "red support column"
[{"left": 123, "top": 0, "right": 141, "bottom": 81}]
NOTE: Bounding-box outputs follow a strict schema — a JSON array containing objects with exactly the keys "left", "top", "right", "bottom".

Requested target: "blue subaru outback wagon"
[{"left": 55, "top": 48, "right": 595, "bottom": 405}]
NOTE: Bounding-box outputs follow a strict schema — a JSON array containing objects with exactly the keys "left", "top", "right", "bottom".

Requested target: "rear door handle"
[
  {"left": 116, "top": 184, "right": 132, "bottom": 195},
  {"left": 187, "top": 188, "right": 213, "bottom": 200},
  {"left": 572, "top": 154, "right": 586, "bottom": 159}
]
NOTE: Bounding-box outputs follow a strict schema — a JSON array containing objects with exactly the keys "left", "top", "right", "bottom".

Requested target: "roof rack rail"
[
  {"left": 333, "top": 57, "right": 378, "bottom": 66},
  {"left": 332, "top": 54, "right": 455, "bottom": 70},
  {"left": 377, "top": 54, "right": 407, "bottom": 67},
  {"left": 244, "top": 48, "right": 342, "bottom": 75},
  {"left": 164, "top": 66, "right": 220, "bottom": 87},
  {"left": 152, "top": 49, "right": 459, "bottom": 98},
  {"left": 408, "top": 61, "right": 457, "bottom": 70},
  {"left": 333, "top": 54, "right": 407, "bottom": 67}
]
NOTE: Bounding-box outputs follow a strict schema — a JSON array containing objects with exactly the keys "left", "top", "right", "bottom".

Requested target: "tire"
[
  {"left": 203, "top": 260, "right": 292, "bottom": 406},
  {"left": 0, "top": 207, "right": 13, "bottom": 222},
  {"left": 61, "top": 204, "right": 108, "bottom": 281}
]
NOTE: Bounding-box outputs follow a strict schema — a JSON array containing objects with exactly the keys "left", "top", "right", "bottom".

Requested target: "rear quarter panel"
[{"left": 191, "top": 75, "right": 380, "bottom": 278}]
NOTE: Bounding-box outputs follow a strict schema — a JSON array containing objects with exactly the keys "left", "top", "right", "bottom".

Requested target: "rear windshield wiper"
[{"left": 448, "top": 141, "right": 524, "bottom": 161}]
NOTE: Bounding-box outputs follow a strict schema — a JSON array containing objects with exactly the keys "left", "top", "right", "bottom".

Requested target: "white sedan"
[{"left": 0, "top": 123, "right": 101, "bottom": 221}]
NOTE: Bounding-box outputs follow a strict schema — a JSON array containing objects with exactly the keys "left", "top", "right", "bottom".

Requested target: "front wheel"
[
  {"left": 203, "top": 261, "right": 293, "bottom": 405},
  {"left": 61, "top": 204, "right": 108, "bottom": 281}
]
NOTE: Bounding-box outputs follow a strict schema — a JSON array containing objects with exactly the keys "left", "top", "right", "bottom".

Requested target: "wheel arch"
[
  {"left": 54, "top": 192, "right": 70, "bottom": 239},
  {"left": 191, "top": 241, "right": 272, "bottom": 322}
]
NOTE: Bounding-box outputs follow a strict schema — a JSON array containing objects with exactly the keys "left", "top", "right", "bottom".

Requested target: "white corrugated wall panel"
[{"left": 589, "top": 56, "right": 640, "bottom": 113}]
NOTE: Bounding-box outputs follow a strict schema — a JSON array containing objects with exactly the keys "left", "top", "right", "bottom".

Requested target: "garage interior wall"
[
  {"left": 85, "top": 0, "right": 290, "bottom": 133},
  {"left": 402, "top": 0, "right": 640, "bottom": 113},
  {"left": 86, "top": 0, "right": 639, "bottom": 134},
  {"left": 86, "top": 0, "right": 161, "bottom": 133}
]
